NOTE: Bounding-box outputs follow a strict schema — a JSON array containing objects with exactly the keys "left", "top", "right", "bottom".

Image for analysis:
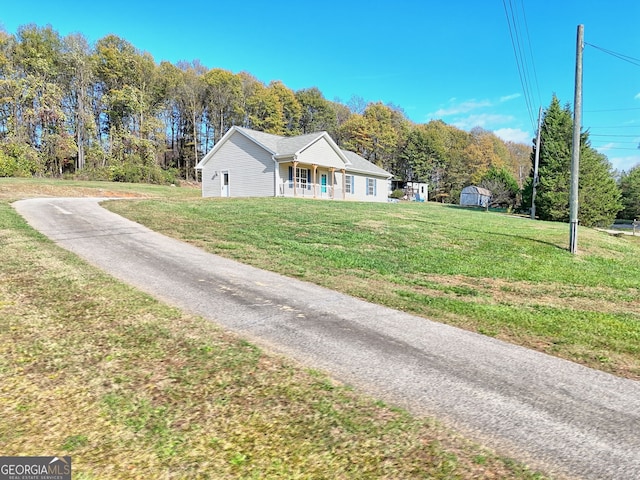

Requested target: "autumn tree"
[
  {"left": 203, "top": 68, "right": 243, "bottom": 142},
  {"left": 61, "top": 33, "right": 96, "bottom": 170},
  {"left": 175, "top": 61, "right": 207, "bottom": 180},
  {"left": 338, "top": 102, "right": 408, "bottom": 172},
  {"left": 13, "top": 25, "right": 72, "bottom": 174},
  {"left": 296, "top": 87, "right": 337, "bottom": 135},
  {"left": 331, "top": 100, "right": 352, "bottom": 145},
  {"left": 0, "top": 22, "right": 545, "bottom": 188},
  {"left": 479, "top": 166, "right": 519, "bottom": 209},
  {"left": 505, "top": 141, "right": 531, "bottom": 187},
  {"left": 398, "top": 123, "right": 438, "bottom": 183},
  {"left": 339, "top": 113, "right": 372, "bottom": 159},
  {"left": 244, "top": 82, "right": 284, "bottom": 134},
  {"left": 269, "top": 81, "right": 301, "bottom": 136}
]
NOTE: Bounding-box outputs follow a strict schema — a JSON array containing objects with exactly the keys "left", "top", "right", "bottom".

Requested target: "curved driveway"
[{"left": 14, "top": 197, "right": 640, "bottom": 480}]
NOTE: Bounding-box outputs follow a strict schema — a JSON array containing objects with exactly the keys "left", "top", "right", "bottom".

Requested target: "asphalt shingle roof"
[
  {"left": 341, "top": 150, "right": 391, "bottom": 177},
  {"left": 233, "top": 126, "right": 391, "bottom": 178}
]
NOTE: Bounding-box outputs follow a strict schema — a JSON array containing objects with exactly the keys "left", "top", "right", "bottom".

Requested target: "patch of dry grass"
[{"left": 0, "top": 177, "right": 200, "bottom": 201}]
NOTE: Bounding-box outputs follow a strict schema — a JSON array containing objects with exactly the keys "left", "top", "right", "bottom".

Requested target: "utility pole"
[
  {"left": 569, "top": 24, "right": 584, "bottom": 254},
  {"left": 531, "top": 106, "right": 542, "bottom": 220}
]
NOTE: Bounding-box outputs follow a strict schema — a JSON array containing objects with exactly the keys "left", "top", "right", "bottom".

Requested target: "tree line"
[
  {"left": 1, "top": 24, "right": 635, "bottom": 225},
  {"left": 0, "top": 24, "right": 530, "bottom": 198}
]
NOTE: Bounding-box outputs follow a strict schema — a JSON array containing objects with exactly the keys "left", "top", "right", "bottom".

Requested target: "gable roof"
[
  {"left": 196, "top": 126, "right": 392, "bottom": 179},
  {"left": 233, "top": 126, "right": 331, "bottom": 160},
  {"left": 341, "top": 150, "right": 392, "bottom": 178},
  {"left": 276, "top": 131, "right": 327, "bottom": 156}
]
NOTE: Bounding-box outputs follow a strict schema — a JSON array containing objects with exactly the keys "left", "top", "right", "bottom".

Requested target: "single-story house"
[
  {"left": 460, "top": 186, "right": 492, "bottom": 207},
  {"left": 195, "top": 126, "right": 392, "bottom": 202}
]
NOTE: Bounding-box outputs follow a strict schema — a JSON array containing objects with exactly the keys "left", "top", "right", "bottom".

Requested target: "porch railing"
[{"left": 279, "top": 183, "right": 343, "bottom": 199}]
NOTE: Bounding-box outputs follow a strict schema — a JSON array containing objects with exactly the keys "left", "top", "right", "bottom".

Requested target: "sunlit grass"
[
  {"left": 1, "top": 178, "right": 549, "bottom": 478},
  {"left": 105, "top": 196, "right": 640, "bottom": 379}
]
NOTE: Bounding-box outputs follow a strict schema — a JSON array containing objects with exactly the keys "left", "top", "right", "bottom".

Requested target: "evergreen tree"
[
  {"left": 618, "top": 165, "right": 640, "bottom": 220},
  {"left": 523, "top": 95, "right": 622, "bottom": 227}
]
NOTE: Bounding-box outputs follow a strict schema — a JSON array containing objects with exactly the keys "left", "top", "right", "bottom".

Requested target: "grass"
[
  {"left": 1, "top": 177, "right": 549, "bottom": 478},
  {"left": 104, "top": 195, "right": 640, "bottom": 380}
]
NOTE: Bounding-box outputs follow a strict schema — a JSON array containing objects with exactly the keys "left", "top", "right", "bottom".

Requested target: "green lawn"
[
  {"left": 104, "top": 195, "right": 640, "bottom": 380},
  {"left": 1, "top": 178, "right": 550, "bottom": 478}
]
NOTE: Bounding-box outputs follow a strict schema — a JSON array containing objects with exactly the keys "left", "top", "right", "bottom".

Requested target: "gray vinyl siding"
[
  {"left": 298, "top": 138, "right": 345, "bottom": 169},
  {"left": 347, "top": 173, "right": 389, "bottom": 202},
  {"left": 201, "top": 131, "right": 275, "bottom": 198}
]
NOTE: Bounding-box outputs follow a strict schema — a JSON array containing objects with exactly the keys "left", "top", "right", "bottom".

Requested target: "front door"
[
  {"left": 221, "top": 171, "right": 230, "bottom": 197},
  {"left": 321, "top": 174, "right": 327, "bottom": 194}
]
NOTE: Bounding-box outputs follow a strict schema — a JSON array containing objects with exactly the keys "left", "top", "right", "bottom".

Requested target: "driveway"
[{"left": 14, "top": 197, "right": 640, "bottom": 480}]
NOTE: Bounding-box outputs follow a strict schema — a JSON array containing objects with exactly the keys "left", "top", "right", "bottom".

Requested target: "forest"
[
  {"left": 0, "top": 24, "right": 531, "bottom": 202},
  {"left": 2, "top": 24, "right": 638, "bottom": 223}
]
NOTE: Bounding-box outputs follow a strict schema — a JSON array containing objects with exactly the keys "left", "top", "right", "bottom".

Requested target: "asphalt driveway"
[{"left": 13, "top": 197, "right": 640, "bottom": 480}]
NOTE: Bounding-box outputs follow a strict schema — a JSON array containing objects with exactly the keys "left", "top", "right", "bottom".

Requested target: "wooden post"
[
  {"left": 569, "top": 24, "right": 584, "bottom": 254},
  {"left": 312, "top": 165, "right": 317, "bottom": 198},
  {"left": 531, "top": 106, "right": 542, "bottom": 219},
  {"left": 330, "top": 168, "right": 336, "bottom": 199}
]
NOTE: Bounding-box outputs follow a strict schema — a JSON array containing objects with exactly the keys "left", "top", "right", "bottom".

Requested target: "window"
[
  {"left": 345, "top": 175, "right": 353, "bottom": 194},
  {"left": 296, "top": 167, "right": 308, "bottom": 189},
  {"left": 367, "top": 178, "right": 376, "bottom": 196}
]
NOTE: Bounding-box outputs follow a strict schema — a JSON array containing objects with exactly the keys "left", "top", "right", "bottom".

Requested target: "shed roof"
[{"left": 461, "top": 186, "right": 492, "bottom": 196}]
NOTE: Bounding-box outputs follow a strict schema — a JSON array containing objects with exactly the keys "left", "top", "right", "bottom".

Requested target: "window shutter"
[
  {"left": 351, "top": 176, "right": 354, "bottom": 194},
  {"left": 307, "top": 169, "right": 311, "bottom": 189},
  {"left": 365, "top": 178, "right": 369, "bottom": 195},
  {"left": 288, "top": 166, "right": 293, "bottom": 187},
  {"left": 374, "top": 179, "right": 377, "bottom": 196}
]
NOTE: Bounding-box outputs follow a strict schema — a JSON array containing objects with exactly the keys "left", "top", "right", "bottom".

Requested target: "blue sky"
[{"left": 2, "top": 0, "right": 639, "bottom": 171}]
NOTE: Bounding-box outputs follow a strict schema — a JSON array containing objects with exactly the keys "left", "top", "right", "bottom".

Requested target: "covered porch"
[{"left": 277, "top": 160, "right": 347, "bottom": 200}]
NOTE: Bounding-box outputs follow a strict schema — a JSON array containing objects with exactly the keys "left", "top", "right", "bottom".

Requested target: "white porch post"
[
  {"left": 293, "top": 159, "right": 298, "bottom": 197},
  {"left": 330, "top": 168, "right": 336, "bottom": 199},
  {"left": 272, "top": 156, "right": 281, "bottom": 196},
  {"left": 341, "top": 168, "right": 346, "bottom": 200},
  {"left": 312, "top": 164, "right": 318, "bottom": 199}
]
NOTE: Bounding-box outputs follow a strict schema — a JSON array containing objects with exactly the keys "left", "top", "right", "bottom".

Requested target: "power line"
[
  {"left": 585, "top": 107, "right": 640, "bottom": 113},
  {"left": 593, "top": 147, "right": 640, "bottom": 151},
  {"left": 518, "top": 0, "right": 542, "bottom": 107},
  {"left": 589, "top": 134, "right": 640, "bottom": 138},
  {"left": 502, "top": 0, "right": 538, "bottom": 130},
  {"left": 588, "top": 125, "right": 640, "bottom": 129},
  {"left": 585, "top": 42, "right": 640, "bottom": 67}
]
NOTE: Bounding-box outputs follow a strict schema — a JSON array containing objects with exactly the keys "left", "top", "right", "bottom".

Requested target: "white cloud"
[
  {"left": 494, "top": 128, "right": 532, "bottom": 144},
  {"left": 452, "top": 114, "right": 514, "bottom": 130},
  {"left": 595, "top": 143, "right": 616, "bottom": 153},
  {"left": 430, "top": 99, "right": 492, "bottom": 117},
  {"left": 608, "top": 155, "right": 640, "bottom": 172},
  {"left": 500, "top": 93, "right": 521, "bottom": 103},
  {"left": 428, "top": 93, "right": 521, "bottom": 120}
]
